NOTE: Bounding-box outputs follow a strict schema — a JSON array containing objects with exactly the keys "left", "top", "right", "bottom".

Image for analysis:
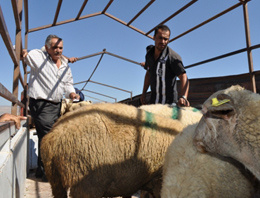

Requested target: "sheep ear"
[
  {"left": 217, "top": 93, "right": 233, "bottom": 103},
  {"left": 207, "top": 94, "right": 235, "bottom": 120}
]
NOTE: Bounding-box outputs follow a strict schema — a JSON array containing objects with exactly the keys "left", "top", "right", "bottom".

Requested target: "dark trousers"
[{"left": 29, "top": 98, "right": 61, "bottom": 169}]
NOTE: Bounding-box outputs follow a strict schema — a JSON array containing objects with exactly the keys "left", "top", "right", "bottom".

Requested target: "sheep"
[
  {"left": 193, "top": 85, "right": 260, "bottom": 181},
  {"left": 139, "top": 104, "right": 202, "bottom": 128},
  {"left": 138, "top": 104, "right": 202, "bottom": 198},
  {"left": 162, "top": 123, "right": 257, "bottom": 198},
  {"left": 60, "top": 98, "right": 92, "bottom": 115},
  {"left": 41, "top": 102, "right": 185, "bottom": 198}
]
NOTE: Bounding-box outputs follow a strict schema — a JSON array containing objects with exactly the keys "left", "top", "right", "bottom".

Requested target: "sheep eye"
[{"left": 206, "top": 109, "right": 234, "bottom": 119}]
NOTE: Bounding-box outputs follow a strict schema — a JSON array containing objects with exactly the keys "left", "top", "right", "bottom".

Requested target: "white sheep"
[
  {"left": 162, "top": 123, "right": 257, "bottom": 198},
  {"left": 138, "top": 104, "right": 202, "bottom": 198},
  {"left": 193, "top": 85, "right": 260, "bottom": 181},
  {"left": 41, "top": 102, "right": 185, "bottom": 198}
]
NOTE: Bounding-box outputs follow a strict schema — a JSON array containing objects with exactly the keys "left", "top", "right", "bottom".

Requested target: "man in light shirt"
[{"left": 22, "top": 34, "right": 79, "bottom": 180}]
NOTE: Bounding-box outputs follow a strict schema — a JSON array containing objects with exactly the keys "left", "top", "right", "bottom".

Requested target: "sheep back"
[
  {"left": 41, "top": 102, "right": 184, "bottom": 198},
  {"left": 139, "top": 104, "right": 202, "bottom": 127},
  {"left": 60, "top": 99, "right": 92, "bottom": 115}
]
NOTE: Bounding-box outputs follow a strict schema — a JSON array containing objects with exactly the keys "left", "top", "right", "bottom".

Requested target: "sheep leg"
[
  {"left": 47, "top": 167, "right": 67, "bottom": 198},
  {"left": 49, "top": 177, "right": 67, "bottom": 198},
  {"left": 51, "top": 184, "right": 67, "bottom": 198},
  {"left": 70, "top": 181, "right": 104, "bottom": 198}
]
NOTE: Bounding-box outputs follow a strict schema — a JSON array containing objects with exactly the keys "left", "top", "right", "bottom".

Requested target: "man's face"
[
  {"left": 46, "top": 38, "right": 63, "bottom": 61},
  {"left": 154, "top": 29, "right": 170, "bottom": 52}
]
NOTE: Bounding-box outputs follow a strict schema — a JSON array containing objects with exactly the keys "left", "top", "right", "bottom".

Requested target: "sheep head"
[
  {"left": 193, "top": 85, "right": 260, "bottom": 180},
  {"left": 193, "top": 93, "right": 238, "bottom": 155}
]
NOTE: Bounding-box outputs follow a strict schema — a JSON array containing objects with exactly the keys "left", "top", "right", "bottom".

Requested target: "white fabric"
[
  {"left": 155, "top": 54, "right": 168, "bottom": 104},
  {"left": 25, "top": 49, "right": 75, "bottom": 102}
]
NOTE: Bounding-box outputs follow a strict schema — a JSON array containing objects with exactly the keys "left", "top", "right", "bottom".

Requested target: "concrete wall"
[{"left": 0, "top": 120, "right": 28, "bottom": 198}]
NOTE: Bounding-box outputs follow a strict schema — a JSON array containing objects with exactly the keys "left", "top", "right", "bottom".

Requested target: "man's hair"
[
  {"left": 45, "top": 34, "right": 62, "bottom": 49},
  {"left": 154, "top": 24, "right": 171, "bottom": 37}
]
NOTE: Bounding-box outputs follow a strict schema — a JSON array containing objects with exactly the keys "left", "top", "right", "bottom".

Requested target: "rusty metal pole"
[
  {"left": 11, "top": 0, "right": 23, "bottom": 115},
  {"left": 23, "top": 0, "right": 29, "bottom": 116},
  {"left": 242, "top": 0, "right": 256, "bottom": 93}
]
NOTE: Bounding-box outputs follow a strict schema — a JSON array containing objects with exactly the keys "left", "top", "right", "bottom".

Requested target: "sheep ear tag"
[{"left": 211, "top": 97, "right": 230, "bottom": 107}]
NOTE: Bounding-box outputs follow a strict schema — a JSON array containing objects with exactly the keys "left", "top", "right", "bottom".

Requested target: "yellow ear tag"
[{"left": 212, "top": 97, "right": 230, "bottom": 107}]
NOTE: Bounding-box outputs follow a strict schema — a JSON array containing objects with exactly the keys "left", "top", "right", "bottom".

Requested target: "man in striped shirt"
[{"left": 141, "top": 25, "right": 190, "bottom": 107}]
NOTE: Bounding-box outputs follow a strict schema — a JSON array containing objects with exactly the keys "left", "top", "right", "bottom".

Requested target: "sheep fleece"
[
  {"left": 162, "top": 124, "right": 256, "bottom": 198},
  {"left": 193, "top": 85, "right": 260, "bottom": 181},
  {"left": 41, "top": 102, "right": 184, "bottom": 198}
]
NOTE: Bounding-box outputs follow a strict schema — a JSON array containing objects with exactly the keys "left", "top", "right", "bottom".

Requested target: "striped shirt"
[
  {"left": 25, "top": 49, "right": 75, "bottom": 103},
  {"left": 144, "top": 46, "right": 186, "bottom": 104}
]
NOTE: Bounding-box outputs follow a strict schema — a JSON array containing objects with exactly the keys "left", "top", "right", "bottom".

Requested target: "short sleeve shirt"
[{"left": 144, "top": 46, "right": 186, "bottom": 104}]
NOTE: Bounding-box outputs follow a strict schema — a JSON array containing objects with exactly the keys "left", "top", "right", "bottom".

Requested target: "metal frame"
[{"left": 0, "top": 0, "right": 259, "bottom": 115}]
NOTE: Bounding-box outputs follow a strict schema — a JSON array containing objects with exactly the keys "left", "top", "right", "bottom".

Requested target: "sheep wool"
[
  {"left": 60, "top": 98, "right": 92, "bottom": 115},
  {"left": 162, "top": 124, "right": 256, "bottom": 198},
  {"left": 139, "top": 104, "right": 202, "bottom": 128},
  {"left": 41, "top": 102, "right": 184, "bottom": 198},
  {"left": 194, "top": 85, "right": 260, "bottom": 181}
]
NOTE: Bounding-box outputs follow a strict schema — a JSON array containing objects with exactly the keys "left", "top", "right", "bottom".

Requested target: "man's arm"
[
  {"left": 177, "top": 72, "right": 190, "bottom": 107},
  {"left": 141, "top": 70, "right": 150, "bottom": 105}
]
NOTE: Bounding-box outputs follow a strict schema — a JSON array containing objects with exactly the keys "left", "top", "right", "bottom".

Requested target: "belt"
[{"left": 29, "top": 97, "right": 61, "bottom": 105}]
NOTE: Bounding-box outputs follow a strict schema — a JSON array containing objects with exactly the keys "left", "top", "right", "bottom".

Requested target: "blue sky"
[{"left": 0, "top": 0, "right": 260, "bottom": 106}]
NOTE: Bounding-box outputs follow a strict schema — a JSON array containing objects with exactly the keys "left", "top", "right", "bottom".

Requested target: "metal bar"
[
  {"left": 104, "top": 12, "right": 153, "bottom": 39},
  {"left": 88, "top": 80, "right": 132, "bottom": 94},
  {"left": 169, "top": 1, "right": 243, "bottom": 43},
  {"left": 73, "top": 80, "right": 88, "bottom": 85},
  {"left": 76, "top": 0, "right": 88, "bottom": 20},
  {"left": 0, "top": 6, "right": 18, "bottom": 66},
  {"left": 19, "top": 71, "right": 25, "bottom": 89},
  {"left": 84, "top": 95, "right": 107, "bottom": 103},
  {"left": 11, "top": 0, "right": 21, "bottom": 31},
  {"left": 83, "top": 89, "right": 117, "bottom": 102},
  {"left": 28, "top": 12, "right": 102, "bottom": 33},
  {"left": 127, "top": 0, "right": 155, "bottom": 26},
  {"left": 146, "top": 0, "right": 198, "bottom": 35},
  {"left": 242, "top": 1, "right": 256, "bottom": 93},
  {"left": 102, "top": 0, "right": 114, "bottom": 13},
  {"left": 0, "top": 83, "right": 24, "bottom": 108},
  {"left": 23, "top": 0, "right": 29, "bottom": 116},
  {"left": 12, "top": 0, "right": 23, "bottom": 115},
  {"left": 74, "top": 79, "right": 133, "bottom": 100},
  {"left": 105, "top": 51, "right": 142, "bottom": 65},
  {"left": 81, "top": 49, "right": 106, "bottom": 90},
  {"left": 53, "top": 0, "right": 63, "bottom": 25},
  {"left": 77, "top": 50, "right": 105, "bottom": 61},
  {"left": 185, "top": 44, "right": 260, "bottom": 69},
  {"left": 24, "top": 0, "right": 28, "bottom": 33}
]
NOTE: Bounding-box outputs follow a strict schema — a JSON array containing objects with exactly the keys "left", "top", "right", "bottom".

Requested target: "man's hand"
[
  {"left": 68, "top": 57, "right": 78, "bottom": 63},
  {"left": 140, "top": 62, "right": 145, "bottom": 67},
  {"left": 69, "top": 92, "right": 80, "bottom": 101},
  {"left": 178, "top": 97, "right": 190, "bottom": 107},
  {"left": 22, "top": 49, "right": 28, "bottom": 58},
  {"left": 0, "top": 113, "right": 27, "bottom": 129}
]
